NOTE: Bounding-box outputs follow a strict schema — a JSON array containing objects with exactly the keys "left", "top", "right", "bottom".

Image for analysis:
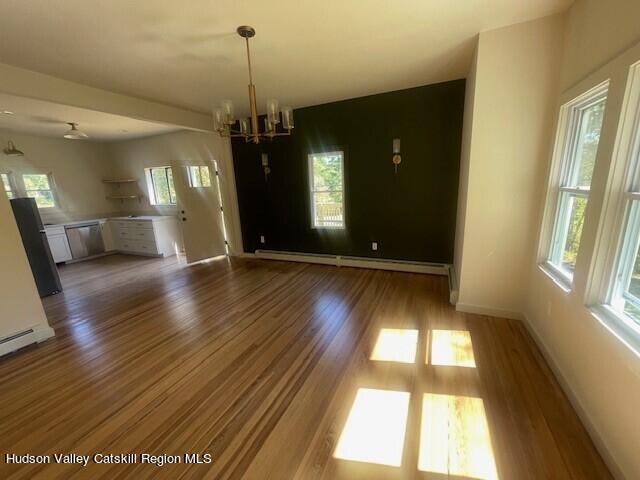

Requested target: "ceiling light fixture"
[
  {"left": 3, "top": 140, "right": 24, "bottom": 156},
  {"left": 213, "top": 26, "right": 294, "bottom": 144},
  {"left": 63, "top": 122, "right": 89, "bottom": 140}
]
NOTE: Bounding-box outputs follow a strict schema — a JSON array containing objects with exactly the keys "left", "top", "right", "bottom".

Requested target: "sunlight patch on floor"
[
  {"left": 334, "top": 388, "right": 410, "bottom": 467},
  {"left": 370, "top": 328, "right": 419, "bottom": 364},
  {"left": 429, "top": 329, "right": 476, "bottom": 367},
  {"left": 418, "top": 393, "right": 498, "bottom": 479}
]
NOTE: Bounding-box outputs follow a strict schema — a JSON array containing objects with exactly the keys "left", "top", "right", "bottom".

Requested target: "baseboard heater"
[
  {"left": 0, "top": 328, "right": 36, "bottom": 357},
  {"left": 254, "top": 249, "right": 450, "bottom": 276}
]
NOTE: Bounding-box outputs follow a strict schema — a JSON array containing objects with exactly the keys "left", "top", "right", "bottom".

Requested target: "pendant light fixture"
[
  {"left": 63, "top": 122, "right": 89, "bottom": 140},
  {"left": 213, "top": 26, "right": 294, "bottom": 144},
  {"left": 3, "top": 140, "right": 24, "bottom": 156}
]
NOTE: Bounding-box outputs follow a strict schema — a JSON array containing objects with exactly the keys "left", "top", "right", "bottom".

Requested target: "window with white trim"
[
  {"left": 308, "top": 151, "right": 345, "bottom": 229},
  {"left": 602, "top": 65, "right": 640, "bottom": 328},
  {"left": 145, "top": 167, "right": 176, "bottom": 205},
  {"left": 1, "top": 173, "right": 15, "bottom": 199},
  {"left": 544, "top": 84, "right": 608, "bottom": 284},
  {"left": 610, "top": 197, "right": 640, "bottom": 324},
  {"left": 22, "top": 173, "right": 56, "bottom": 208}
]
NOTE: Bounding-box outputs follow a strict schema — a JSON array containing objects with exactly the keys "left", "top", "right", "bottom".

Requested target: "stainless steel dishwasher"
[{"left": 65, "top": 222, "right": 105, "bottom": 259}]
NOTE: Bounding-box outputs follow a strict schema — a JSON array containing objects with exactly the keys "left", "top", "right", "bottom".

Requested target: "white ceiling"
[
  {"left": 0, "top": 0, "right": 572, "bottom": 116},
  {"left": 0, "top": 93, "right": 180, "bottom": 141}
]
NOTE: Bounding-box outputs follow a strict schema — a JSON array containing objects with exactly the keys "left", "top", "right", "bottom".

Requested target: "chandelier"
[{"left": 213, "top": 26, "right": 294, "bottom": 144}]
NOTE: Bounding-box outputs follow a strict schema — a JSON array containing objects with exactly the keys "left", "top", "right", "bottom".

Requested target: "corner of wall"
[{"left": 453, "top": 39, "right": 479, "bottom": 298}]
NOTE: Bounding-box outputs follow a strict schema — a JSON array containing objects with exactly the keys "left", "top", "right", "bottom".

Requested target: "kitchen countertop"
[
  {"left": 109, "top": 215, "right": 175, "bottom": 221},
  {"left": 44, "top": 215, "right": 175, "bottom": 228},
  {"left": 44, "top": 218, "right": 108, "bottom": 228}
]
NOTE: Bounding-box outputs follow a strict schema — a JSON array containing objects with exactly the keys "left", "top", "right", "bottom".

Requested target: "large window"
[
  {"left": 1, "top": 173, "right": 15, "bottom": 199},
  {"left": 610, "top": 198, "right": 640, "bottom": 325},
  {"left": 23, "top": 173, "right": 56, "bottom": 208},
  {"left": 544, "top": 84, "right": 608, "bottom": 285},
  {"left": 599, "top": 64, "right": 640, "bottom": 330},
  {"left": 145, "top": 167, "right": 176, "bottom": 205},
  {"left": 308, "top": 151, "right": 345, "bottom": 229}
]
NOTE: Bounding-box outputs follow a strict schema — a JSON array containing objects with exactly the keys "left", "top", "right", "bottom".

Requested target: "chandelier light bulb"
[
  {"left": 212, "top": 26, "right": 294, "bottom": 143},
  {"left": 221, "top": 100, "right": 235, "bottom": 125}
]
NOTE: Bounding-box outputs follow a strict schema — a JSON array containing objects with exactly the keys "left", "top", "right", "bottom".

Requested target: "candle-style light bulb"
[
  {"left": 282, "top": 106, "right": 294, "bottom": 129},
  {"left": 266, "top": 98, "right": 280, "bottom": 125}
]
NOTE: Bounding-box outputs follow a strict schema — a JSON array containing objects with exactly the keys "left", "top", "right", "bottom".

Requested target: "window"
[
  {"left": 599, "top": 64, "right": 640, "bottom": 330},
  {"left": 188, "top": 166, "right": 212, "bottom": 188},
  {"left": 145, "top": 167, "right": 176, "bottom": 205},
  {"left": 544, "top": 84, "right": 608, "bottom": 284},
  {"left": 23, "top": 173, "right": 56, "bottom": 208},
  {"left": 1, "top": 173, "right": 15, "bottom": 199},
  {"left": 610, "top": 198, "right": 640, "bottom": 325},
  {"left": 308, "top": 151, "right": 345, "bottom": 229}
]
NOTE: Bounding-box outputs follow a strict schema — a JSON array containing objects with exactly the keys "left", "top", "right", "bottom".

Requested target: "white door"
[{"left": 172, "top": 162, "right": 227, "bottom": 264}]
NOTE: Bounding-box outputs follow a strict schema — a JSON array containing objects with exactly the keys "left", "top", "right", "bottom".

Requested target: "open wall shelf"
[
  {"left": 103, "top": 178, "right": 142, "bottom": 204},
  {"left": 102, "top": 178, "right": 138, "bottom": 184}
]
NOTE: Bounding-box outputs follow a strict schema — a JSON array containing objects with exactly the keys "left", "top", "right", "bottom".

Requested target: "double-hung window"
[
  {"left": 23, "top": 173, "right": 56, "bottom": 208},
  {"left": 145, "top": 167, "right": 176, "bottom": 205},
  {"left": 308, "top": 151, "right": 345, "bottom": 229},
  {"left": 544, "top": 84, "right": 608, "bottom": 285},
  {"left": 1, "top": 173, "right": 15, "bottom": 199},
  {"left": 600, "top": 63, "right": 640, "bottom": 331},
  {"left": 610, "top": 184, "right": 640, "bottom": 324}
]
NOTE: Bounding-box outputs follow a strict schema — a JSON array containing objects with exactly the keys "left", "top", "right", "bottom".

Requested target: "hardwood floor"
[{"left": 0, "top": 254, "right": 612, "bottom": 479}]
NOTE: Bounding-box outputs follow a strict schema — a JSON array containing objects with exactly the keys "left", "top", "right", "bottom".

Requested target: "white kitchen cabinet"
[
  {"left": 44, "top": 226, "right": 72, "bottom": 263},
  {"left": 99, "top": 219, "right": 115, "bottom": 252},
  {"left": 108, "top": 216, "right": 181, "bottom": 257}
]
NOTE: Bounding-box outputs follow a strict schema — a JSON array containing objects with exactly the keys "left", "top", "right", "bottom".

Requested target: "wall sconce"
[
  {"left": 261, "top": 153, "right": 270, "bottom": 180},
  {"left": 392, "top": 138, "right": 401, "bottom": 173}
]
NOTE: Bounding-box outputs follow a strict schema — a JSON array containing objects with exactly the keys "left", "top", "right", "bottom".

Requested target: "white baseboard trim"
[
  {"left": 0, "top": 323, "right": 55, "bottom": 357},
  {"left": 34, "top": 324, "right": 56, "bottom": 342},
  {"left": 447, "top": 265, "right": 458, "bottom": 305},
  {"left": 253, "top": 250, "right": 449, "bottom": 275},
  {"left": 522, "top": 314, "right": 624, "bottom": 480},
  {"left": 455, "top": 302, "right": 525, "bottom": 321},
  {"left": 449, "top": 289, "right": 459, "bottom": 305}
]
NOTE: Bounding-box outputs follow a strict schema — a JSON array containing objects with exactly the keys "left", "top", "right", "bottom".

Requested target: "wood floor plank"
[{"left": 0, "top": 254, "right": 612, "bottom": 479}]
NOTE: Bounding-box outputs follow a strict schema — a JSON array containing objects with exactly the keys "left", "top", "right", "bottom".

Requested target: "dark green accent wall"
[{"left": 231, "top": 79, "right": 465, "bottom": 263}]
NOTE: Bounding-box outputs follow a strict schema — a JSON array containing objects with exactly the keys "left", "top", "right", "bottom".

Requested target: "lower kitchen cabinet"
[{"left": 44, "top": 226, "right": 73, "bottom": 263}]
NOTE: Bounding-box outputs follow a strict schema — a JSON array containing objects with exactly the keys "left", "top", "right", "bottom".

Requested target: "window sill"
[
  {"left": 311, "top": 226, "right": 345, "bottom": 231},
  {"left": 538, "top": 262, "right": 573, "bottom": 293},
  {"left": 590, "top": 305, "right": 640, "bottom": 358}
]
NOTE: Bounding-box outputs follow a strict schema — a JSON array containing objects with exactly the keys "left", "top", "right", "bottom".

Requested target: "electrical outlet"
[
  {"left": 260, "top": 235, "right": 265, "bottom": 244},
  {"left": 372, "top": 242, "right": 378, "bottom": 251}
]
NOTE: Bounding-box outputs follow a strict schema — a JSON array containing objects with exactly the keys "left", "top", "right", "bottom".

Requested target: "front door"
[{"left": 171, "top": 161, "right": 227, "bottom": 264}]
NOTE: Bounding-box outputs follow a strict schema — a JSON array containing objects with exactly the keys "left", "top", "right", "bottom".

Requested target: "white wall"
[
  {"left": 0, "top": 187, "right": 53, "bottom": 343},
  {"left": 455, "top": 15, "right": 565, "bottom": 318},
  {"left": 524, "top": 1, "right": 640, "bottom": 478},
  {"left": 108, "top": 130, "right": 244, "bottom": 255},
  {"left": 452, "top": 42, "right": 477, "bottom": 297},
  {"left": 560, "top": 0, "right": 640, "bottom": 91},
  {"left": 0, "top": 130, "right": 118, "bottom": 224}
]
